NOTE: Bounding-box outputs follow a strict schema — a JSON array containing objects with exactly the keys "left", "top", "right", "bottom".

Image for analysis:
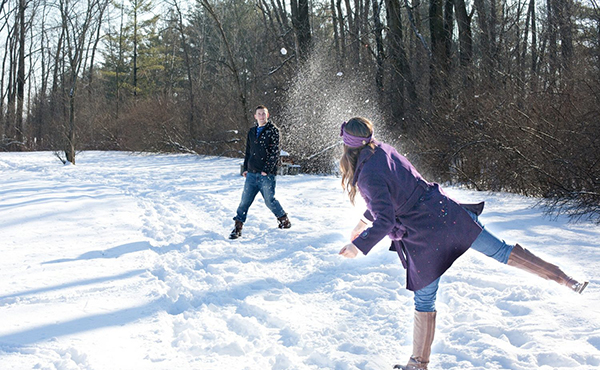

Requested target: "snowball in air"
[
  {"left": 281, "top": 48, "right": 287, "bottom": 55},
  {"left": 337, "top": 72, "right": 343, "bottom": 76}
]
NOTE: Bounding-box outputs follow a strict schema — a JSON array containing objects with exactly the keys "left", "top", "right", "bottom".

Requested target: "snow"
[{"left": 0, "top": 151, "right": 599, "bottom": 370}]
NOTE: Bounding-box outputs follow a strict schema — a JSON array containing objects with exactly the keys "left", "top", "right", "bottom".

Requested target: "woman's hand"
[
  {"left": 339, "top": 243, "right": 359, "bottom": 258},
  {"left": 350, "top": 219, "right": 368, "bottom": 241}
]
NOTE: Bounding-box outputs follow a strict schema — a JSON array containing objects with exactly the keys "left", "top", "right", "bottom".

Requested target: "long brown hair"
[{"left": 340, "top": 117, "right": 375, "bottom": 204}]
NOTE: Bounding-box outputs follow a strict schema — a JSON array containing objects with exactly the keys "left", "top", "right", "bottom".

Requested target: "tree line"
[{"left": 1, "top": 0, "right": 599, "bottom": 222}]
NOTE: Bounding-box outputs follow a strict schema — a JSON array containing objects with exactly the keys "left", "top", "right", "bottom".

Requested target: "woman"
[{"left": 337, "top": 117, "right": 588, "bottom": 370}]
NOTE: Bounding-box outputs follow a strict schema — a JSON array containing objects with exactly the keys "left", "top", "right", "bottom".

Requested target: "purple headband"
[{"left": 340, "top": 121, "right": 372, "bottom": 148}]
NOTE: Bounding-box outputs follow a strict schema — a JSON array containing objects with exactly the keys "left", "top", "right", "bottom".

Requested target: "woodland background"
[{"left": 1, "top": 0, "right": 599, "bottom": 222}]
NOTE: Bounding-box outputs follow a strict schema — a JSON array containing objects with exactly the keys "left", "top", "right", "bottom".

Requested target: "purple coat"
[{"left": 351, "top": 142, "right": 483, "bottom": 291}]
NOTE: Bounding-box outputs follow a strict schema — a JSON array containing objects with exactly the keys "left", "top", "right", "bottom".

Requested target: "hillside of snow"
[{"left": 1, "top": 151, "right": 599, "bottom": 370}]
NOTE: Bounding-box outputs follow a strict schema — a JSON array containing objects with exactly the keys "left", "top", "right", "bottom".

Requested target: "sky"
[{"left": 1, "top": 151, "right": 599, "bottom": 370}]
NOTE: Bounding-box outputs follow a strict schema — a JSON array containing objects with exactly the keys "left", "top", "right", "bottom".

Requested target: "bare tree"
[
  {"left": 1, "top": 3, "right": 15, "bottom": 145},
  {"left": 199, "top": 0, "right": 249, "bottom": 123},
  {"left": 290, "top": 0, "right": 311, "bottom": 59},
  {"left": 385, "top": 0, "right": 417, "bottom": 123},
  {"left": 473, "top": 0, "right": 494, "bottom": 79},
  {"left": 170, "top": 0, "right": 196, "bottom": 140},
  {"left": 14, "top": 0, "right": 26, "bottom": 146},
  {"left": 454, "top": 0, "right": 472, "bottom": 69},
  {"left": 548, "top": 0, "right": 573, "bottom": 83},
  {"left": 58, "top": 0, "right": 108, "bottom": 163},
  {"left": 372, "top": 0, "right": 384, "bottom": 92}
]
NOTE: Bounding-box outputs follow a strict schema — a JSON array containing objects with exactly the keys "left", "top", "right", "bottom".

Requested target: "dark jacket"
[
  {"left": 351, "top": 142, "right": 483, "bottom": 291},
  {"left": 243, "top": 121, "right": 280, "bottom": 175}
]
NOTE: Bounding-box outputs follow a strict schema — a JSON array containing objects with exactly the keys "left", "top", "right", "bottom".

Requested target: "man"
[{"left": 229, "top": 105, "right": 291, "bottom": 239}]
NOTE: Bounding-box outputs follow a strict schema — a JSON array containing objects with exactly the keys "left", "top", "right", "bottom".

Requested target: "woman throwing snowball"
[{"left": 337, "top": 117, "right": 588, "bottom": 370}]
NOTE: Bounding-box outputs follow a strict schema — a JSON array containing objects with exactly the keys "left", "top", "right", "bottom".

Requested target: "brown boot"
[
  {"left": 394, "top": 311, "right": 436, "bottom": 370},
  {"left": 229, "top": 220, "right": 243, "bottom": 239},
  {"left": 277, "top": 214, "right": 291, "bottom": 229},
  {"left": 508, "top": 244, "right": 588, "bottom": 293}
]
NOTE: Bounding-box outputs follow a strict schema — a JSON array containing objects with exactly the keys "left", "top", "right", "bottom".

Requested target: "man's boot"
[
  {"left": 229, "top": 220, "right": 243, "bottom": 239},
  {"left": 508, "top": 244, "right": 588, "bottom": 293},
  {"left": 277, "top": 214, "right": 291, "bottom": 229},
  {"left": 394, "top": 311, "right": 437, "bottom": 370}
]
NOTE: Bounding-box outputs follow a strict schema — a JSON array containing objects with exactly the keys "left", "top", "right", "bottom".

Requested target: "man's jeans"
[
  {"left": 234, "top": 172, "right": 286, "bottom": 223},
  {"left": 413, "top": 209, "right": 514, "bottom": 312}
]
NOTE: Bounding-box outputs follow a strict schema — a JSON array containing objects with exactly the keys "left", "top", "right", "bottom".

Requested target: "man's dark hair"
[{"left": 255, "top": 105, "right": 268, "bottom": 112}]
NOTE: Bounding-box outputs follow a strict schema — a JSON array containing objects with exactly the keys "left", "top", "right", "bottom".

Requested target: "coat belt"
[{"left": 395, "top": 179, "right": 429, "bottom": 216}]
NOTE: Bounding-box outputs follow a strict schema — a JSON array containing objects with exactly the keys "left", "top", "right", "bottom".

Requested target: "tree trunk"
[
  {"left": 88, "top": 1, "right": 106, "bottom": 94},
  {"left": 490, "top": 0, "right": 497, "bottom": 60},
  {"left": 443, "top": 0, "right": 454, "bottom": 73},
  {"left": 331, "top": 0, "right": 341, "bottom": 64},
  {"left": 547, "top": 0, "right": 558, "bottom": 90},
  {"left": 0, "top": 27, "right": 7, "bottom": 140},
  {"left": 336, "top": 0, "right": 347, "bottom": 66},
  {"left": 133, "top": 0, "right": 138, "bottom": 97},
  {"left": 385, "top": 0, "right": 417, "bottom": 123},
  {"left": 429, "top": 0, "right": 445, "bottom": 99},
  {"left": 529, "top": 0, "right": 538, "bottom": 90},
  {"left": 372, "top": 0, "right": 384, "bottom": 93},
  {"left": 474, "top": 0, "right": 493, "bottom": 79},
  {"left": 15, "top": 0, "right": 26, "bottom": 146},
  {"left": 291, "top": 0, "right": 312, "bottom": 58},
  {"left": 37, "top": 9, "right": 49, "bottom": 148},
  {"left": 6, "top": 29, "right": 16, "bottom": 142},
  {"left": 454, "top": 0, "right": 473, "bottom": 69},
  {"left": 66, "top": 87, "right": 76, "bottom": 164},
  {"left": 344, "top": 0, "right": 354, "bottom": 58},
  {"left": 557, "top": 0, "right": 573, "bottom": 76},
  {"left": 351, "top": 0, "right": 361, "bottom": 64}
]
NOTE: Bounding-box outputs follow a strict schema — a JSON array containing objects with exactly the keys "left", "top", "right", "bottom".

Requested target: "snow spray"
[{"left": 278, "top": 44, "right": 392, "bottom": 174}]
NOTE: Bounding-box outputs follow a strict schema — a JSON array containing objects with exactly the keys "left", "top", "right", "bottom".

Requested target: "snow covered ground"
[{"left": 1, "top": 151, "right": 599, "bottom": 370}]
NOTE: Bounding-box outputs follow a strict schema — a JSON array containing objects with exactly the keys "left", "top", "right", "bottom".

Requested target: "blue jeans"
[
  {"left": 413, "top": 209, "right": 514, "bottom": 312},
  {"left": 234, "top": 172, "right": 286, "bottom": 223}
]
